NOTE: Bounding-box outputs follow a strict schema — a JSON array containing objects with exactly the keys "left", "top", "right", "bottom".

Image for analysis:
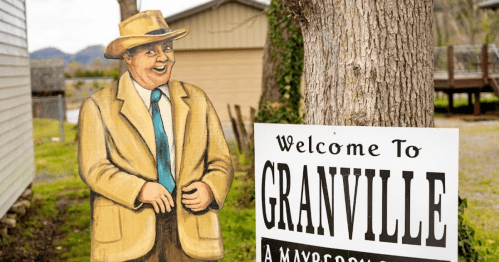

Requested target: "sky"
[{"left": 26, "top": 0, "right": 268, "bottom": 54}]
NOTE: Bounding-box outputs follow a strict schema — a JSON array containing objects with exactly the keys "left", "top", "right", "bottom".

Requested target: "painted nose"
[{"left": 157, "top": 49, "right": 168, "bottom": 62}]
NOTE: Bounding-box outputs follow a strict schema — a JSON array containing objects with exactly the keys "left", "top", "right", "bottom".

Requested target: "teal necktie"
[{"left": 151, "top": 89, "right": 175, "bottom": 193}]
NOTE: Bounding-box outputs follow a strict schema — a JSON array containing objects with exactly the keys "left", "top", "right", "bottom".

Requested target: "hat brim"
[{"left": 104, "top": 28, "right": 189, "bottom": 59}]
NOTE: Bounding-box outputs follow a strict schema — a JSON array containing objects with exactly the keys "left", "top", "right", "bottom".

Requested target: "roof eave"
[
  {"left": 165, "top": 0, "right": 268, "bottom": 23},
  {"left": 478, "top": 0, "right": 499, "bottom": 10}
]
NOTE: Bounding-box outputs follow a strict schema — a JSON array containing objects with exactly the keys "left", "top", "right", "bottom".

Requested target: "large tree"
[
  {"left": 256, "top": 0, "right": 303, "bottom": 124},
  {"left": 282, "top": 0, "right": 435, "bottom": 127},
  {"left": 255, "top": 0, "right": 303, "bottom": 124},
  {"left": 259, "top": 0, "right": 302, "bottom": 109},
  {"left": 117, "top": 0, "right": 138, "bottom": 77}
]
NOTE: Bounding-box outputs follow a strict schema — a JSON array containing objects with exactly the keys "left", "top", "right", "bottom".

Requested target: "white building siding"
[{"left": 0, "top": 0, "right": 34, "bottom": 218}]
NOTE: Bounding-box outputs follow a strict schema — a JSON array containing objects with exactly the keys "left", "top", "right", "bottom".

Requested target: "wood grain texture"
[{"left": 282, "top": 0, "right": 434, "bottom": 127}]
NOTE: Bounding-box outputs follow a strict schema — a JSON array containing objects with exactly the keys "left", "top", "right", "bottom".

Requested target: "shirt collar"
[{"left": 131, "top": 78, "right": 170, "bottom": 110}]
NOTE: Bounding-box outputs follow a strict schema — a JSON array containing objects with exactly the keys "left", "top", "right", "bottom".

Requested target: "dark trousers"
[{"left": 128, "top": 190, "right": 216, "bottom": 262}]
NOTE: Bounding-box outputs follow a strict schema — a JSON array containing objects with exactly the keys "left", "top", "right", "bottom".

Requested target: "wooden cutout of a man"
[{"left": 78, "top": 10, "right": 234, "bottom": 262}]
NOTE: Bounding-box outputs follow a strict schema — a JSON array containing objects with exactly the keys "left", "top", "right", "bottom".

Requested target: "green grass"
[
  {"left": 444, "top": 118, "right": 499, "bottom": 261},
  {"left": 33, "top": 119, "right": 78, "bottom": 179},
  {"left": 32, "top": 118, "right": 91, "bottom": 260},
  {"left": 220, "top": 172, "right": 256, "bottom": 261},
  {"left": 31, "top": 118, "right": 256, "bottom": 261},
  {"left": 33, "top": 118, "right": 78, "bottom": 142},
  {"left": 463, "top": 200, "right": 499, "bottom": 260},
  {"left": 434, "top": 95, "right": 499, "bottom": 117},
  {"left": 32, "top": 115, "right": 499, "bottom": 261}
]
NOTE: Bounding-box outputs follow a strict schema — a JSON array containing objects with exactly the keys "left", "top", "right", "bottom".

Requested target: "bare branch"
[{"left": 208, "top": 11, "right": 266, "bottom": 34}]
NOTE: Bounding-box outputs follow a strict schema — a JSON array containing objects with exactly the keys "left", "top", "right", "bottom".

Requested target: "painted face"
[{"left": 124, "top": 41, "right": 174, "bottom": 90}]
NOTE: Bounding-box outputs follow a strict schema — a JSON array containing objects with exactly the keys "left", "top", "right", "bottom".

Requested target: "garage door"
[{"left": 171, "top": 48, "right": 263, "bottom": 123}]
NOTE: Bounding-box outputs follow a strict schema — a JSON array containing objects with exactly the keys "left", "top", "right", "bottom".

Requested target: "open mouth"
[{"left": 152, "top": 66, "right": 167, "bottom": 73}]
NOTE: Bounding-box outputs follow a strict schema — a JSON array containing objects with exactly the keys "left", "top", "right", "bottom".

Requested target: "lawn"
[
  {"left": 32, "top": 119, "right": 79, "bottom": 182},
  {"left": 434, "top": 93, "right": 499, "bottom": 117},
  {"left": 27, "top": 118, "right": 256, "bottom": 261},
  {"left": 5, "top": 105, "right": 499, "bottom": 261},
  {"left": 435, "top": 119, "right": 499, "bottom": 261}
]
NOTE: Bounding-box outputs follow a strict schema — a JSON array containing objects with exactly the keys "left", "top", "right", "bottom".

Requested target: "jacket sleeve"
[
  {"left": 200, "top": 98, "right": 234, "bottom": 210},
  {"left": 78, "top": 98, "right": 146, "bottom": 209}
]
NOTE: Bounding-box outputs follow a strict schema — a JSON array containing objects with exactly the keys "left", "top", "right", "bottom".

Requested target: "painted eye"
[
  {"left": 164, "top": 46, "right": 172, "bottom": 51},
  {"left": 146, "top": 50, "right": 156, "bottom": 55}
]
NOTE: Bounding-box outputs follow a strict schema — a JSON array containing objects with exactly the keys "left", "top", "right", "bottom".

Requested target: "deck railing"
[{"left": 434, "top": 44, "right": 499, "bottom": 80}]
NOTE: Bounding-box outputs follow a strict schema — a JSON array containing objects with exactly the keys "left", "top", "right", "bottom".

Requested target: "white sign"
[{"left": 255, "top": 123, "right": 458, "bottom": 262}]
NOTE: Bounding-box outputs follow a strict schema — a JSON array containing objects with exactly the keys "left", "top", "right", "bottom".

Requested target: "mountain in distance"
[
  {"left": 29, "top": 45, "right": 108, "bottom": 66},
  {"left": 73, "top": 45, "right": 106, "bottom": 65},
  {"left": 29, "top": 47, "right": 72, "bottom": 65}
]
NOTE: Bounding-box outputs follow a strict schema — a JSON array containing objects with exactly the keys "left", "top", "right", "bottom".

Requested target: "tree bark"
[
  {"left": 259, "top": 33, "right": 281, "bottom": 108},
  {"left": 259, "top": 0, "right": 302, "bottom": 108},
  {"left": 282, "top": 0, "right": 434, "bottom": 127},
  {"left": 117, "top": 0, "right": 138, "bottom": 77}
]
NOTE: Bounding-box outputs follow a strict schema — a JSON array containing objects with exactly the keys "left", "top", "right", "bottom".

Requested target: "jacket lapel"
[
  {"left": 117, "top": 72, "right": 157, "bottom": 160},
  {"left": 169, "top": 80, "right": 190, "bottom": 178}
]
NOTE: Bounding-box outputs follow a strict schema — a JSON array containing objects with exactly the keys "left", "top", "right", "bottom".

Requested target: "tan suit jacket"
[{"left": 78, "top": 72, "right": 234, "bottom": 262}]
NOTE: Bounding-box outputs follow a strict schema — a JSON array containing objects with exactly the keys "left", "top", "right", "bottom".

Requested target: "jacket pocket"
[
  {"left": 93, "top": 205, "right": 122, "bottom": 243},
  {"left": 196, "top": 211, "right": 221, "bottom": 239}
]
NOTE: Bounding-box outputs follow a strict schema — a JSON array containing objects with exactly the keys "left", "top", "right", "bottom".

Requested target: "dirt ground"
[{"left": 0, "top": 198, "right": 66, "bottom": 262}]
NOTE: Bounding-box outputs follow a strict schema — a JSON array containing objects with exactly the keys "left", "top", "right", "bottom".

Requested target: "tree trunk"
[
  {"left": 282, "top": 0, "right": 434, "bottom": 127},
  {"left": 117, "top": 0, "right": 138, "bottom": 77},
  {"left": 468, "top": 0, "right": 476, "bottom": 45},
  {"left": 259, "top": 0, "right": 302, "bottom": 108},
  {"left": 259, "top": 33, "right": 281, "bottom": 108},
  {"left": 442, "top": 0, "right": 450, "bottom": 45}
]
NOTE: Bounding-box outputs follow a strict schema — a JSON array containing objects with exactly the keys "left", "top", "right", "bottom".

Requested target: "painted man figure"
[{"left": 78, "top": 10, "right": 233, "bottom": 262}]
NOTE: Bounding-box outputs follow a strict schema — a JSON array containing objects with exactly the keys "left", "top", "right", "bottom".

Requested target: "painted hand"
[
  {"left": 181, "top": 182, "right": 214, "bottom": 212},
  {"left": 139, "top": 182, "right": 174, "bottom": 213}
]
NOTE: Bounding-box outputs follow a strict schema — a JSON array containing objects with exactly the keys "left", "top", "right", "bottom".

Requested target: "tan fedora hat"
[{"left": 104, "top": 10, "right": 189, "bottom": 59}]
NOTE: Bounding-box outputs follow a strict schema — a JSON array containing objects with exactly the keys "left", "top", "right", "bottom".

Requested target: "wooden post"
[
  {"left": 234, "top": 105, "right": 249, "bottom": 156},
  {"left": 249, "top": 107, "right": 256, "bottom": 144},
  {"left": 448, "top": 45, "right": 454, "bottom": 88},
  {"left": 446, "top": 46, "right": 454, "bottom": 115},
  {"left": 482, "top": 44, "right": 489, "bottom": 85},
  {"left": 227, "top": 104, "right": 242, "bottom": 152},
  {"left": 447, "top": 92, "right": 454, "bottom": 114},
  {"left": 468, "top": 92, "right": 473, "bottom": 112},
  {"left": 249, "top": 107, "right": 256, "bottom": 124},
  {"left": 474, "top": 91, "right": 481, "bottom": 116},
  {"left": 58, "top": 94, "right": 65, "bottom": 143}
]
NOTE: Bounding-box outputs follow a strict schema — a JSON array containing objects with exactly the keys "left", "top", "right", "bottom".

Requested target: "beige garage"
[
  {"left": 173, "top": 49, "right": 263, "bottom": 122},
  {"left": 166, "top": 0, "right": 268, "bottom": 123}
]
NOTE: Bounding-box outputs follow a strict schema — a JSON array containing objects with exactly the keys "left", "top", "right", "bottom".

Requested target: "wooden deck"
[{"left": 434, "top": 44, "right": 499, "bottom": 115}]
